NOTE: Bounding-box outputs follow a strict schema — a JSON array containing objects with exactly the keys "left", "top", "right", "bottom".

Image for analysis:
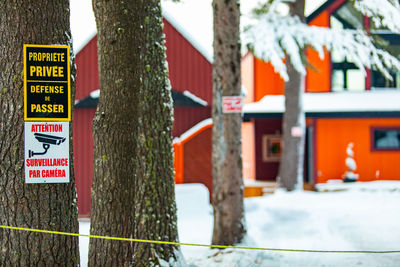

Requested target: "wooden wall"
[
  {"left": 182, "top": 127, "right": 212, "bottom": 194},
  {"left": 316, "top": 118, "right": 400, "bottom": 183},
  {"left": 241, "top": 52, "right": 255, "bottom": 104},
  {"left": 163, "top": 19, "right": 212, "bottom": 103},
  {"left": 254, "top": 58, "right": 285, "bottom": 100},
  {"left": 72, "top": 108, "right": 96, "bottom": 217},
  {"left": 255, "top": 118, "right": 282, "bottom": 180},
  {"left": 242, "top": 120, "right": 256, "bottom": 180},
  {"left": 74, "top": 17, "right": 214, "bottom": 216},
  {"left": 306, "top": 10, "right": 331, "bottom": 93}
]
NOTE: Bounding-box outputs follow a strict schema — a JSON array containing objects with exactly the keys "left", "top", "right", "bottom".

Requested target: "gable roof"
[
  {"left": 70, "top": 0, "right": 342, "bottom": 62},
  {"left": 71, "top": 0, "right": 307, "bottom": 60},
  {"left": 162, "top": 8, "right": 212, "bottom": 63},
  {"left": 307, "top": 0, "right": 338, "bottom": 23},
  {"left": 69, "top": 0, "right": 214, "bottom": 63},
  {"left": 69, "top": 0, "right": 96, "bottom": 54}
]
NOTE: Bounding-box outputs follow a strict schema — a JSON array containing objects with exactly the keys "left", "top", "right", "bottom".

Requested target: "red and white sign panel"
[
  {"left": 24, "top": 122, "right": 69, "bottom": 183},
  {"left": 222, "top": 96, "right": 244, "bottom": 113}
]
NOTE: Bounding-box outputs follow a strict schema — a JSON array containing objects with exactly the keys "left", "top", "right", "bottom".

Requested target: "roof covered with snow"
[
  {"left": 69, "top": 0, "right": 217, "bottom": 57},
  {"left": 70, "top": 0, "right": 96, "bottom": 54},
  {"left": 173, "top": 118, "right": 212, "bottom": 144},
  {"left": 244, "top": 90, "right": 400, "bottom": 117},
  {"left": 70, "top": 0, "right": 326, "bottom": 56}
]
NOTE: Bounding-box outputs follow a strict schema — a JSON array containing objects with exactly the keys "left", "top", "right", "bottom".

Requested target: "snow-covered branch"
[
  {"left": 245, "top": 13, "right": 400, "bottom": 81},
  {"left": 354, "top": 0, "right": 400, "bottom": 33}
]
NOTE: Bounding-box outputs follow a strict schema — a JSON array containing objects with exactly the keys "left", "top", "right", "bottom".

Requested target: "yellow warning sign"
[{"left": 24, "top": 44, "right": 71, "bottom": 121}]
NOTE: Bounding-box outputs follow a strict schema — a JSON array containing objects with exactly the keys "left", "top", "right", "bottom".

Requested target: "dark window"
[
  {"left": 330, "top": 6, "right": 365, "bottom": 92},
  {"left": 372, "top": 70, "right": 398, "bottom": 89},
  {"left": 372, "top": 128, "right": 400, "bottom": 151},
  {"left": 371, "top": 33, "right": 400, "bottom": 89},
  {"left": 330, "top": 2, "right": 400, "bottom": 91}
]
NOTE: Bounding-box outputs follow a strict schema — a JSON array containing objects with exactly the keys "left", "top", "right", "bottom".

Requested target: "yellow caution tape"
[{"left": 1, "top": 225, "right": 400, "bottom": 254}]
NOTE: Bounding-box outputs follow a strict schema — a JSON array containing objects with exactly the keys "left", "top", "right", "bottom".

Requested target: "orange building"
[
  {"left": 174, "top": 0, "right": 400, "bottom": 191},
  {"left": 241, "top": 0, "right": 400, "bottom": 185},
  {"left": 243, "top": 91, "right": 400, "bottom": 184}
]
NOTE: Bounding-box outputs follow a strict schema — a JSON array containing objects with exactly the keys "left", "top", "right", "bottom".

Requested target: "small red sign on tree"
[{"left": 222, "top": 96, "right": 243, "bottom": 113}]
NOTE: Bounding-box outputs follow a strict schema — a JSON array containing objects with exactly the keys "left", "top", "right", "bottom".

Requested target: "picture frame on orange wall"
[{"left": 262, "top": 134, "right": 282, "bottom": 162}]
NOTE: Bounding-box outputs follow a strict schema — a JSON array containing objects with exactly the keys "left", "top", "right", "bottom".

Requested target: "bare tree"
[
  {"left": 0, "top": 0, "right": 79, "bottom": 265},
  {"left": 212, "top": 0, "right": 246, "bottom": 245},
  {"left": 277, "top": 0, "right": 306, "bottom": 191},
  {"left": 89, "top": 0, "right": 180, "bottom": 265}
]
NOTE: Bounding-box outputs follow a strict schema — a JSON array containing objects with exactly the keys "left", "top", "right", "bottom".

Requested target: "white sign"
[
  {"left": 291, "top": 126, "right": 303, "bottom": 137},
  {"left": 222, "top": 96, "right": 244, "bottom": 113},
  {"left": 24, "top": 121, "right": 69, "bottom": 183}
]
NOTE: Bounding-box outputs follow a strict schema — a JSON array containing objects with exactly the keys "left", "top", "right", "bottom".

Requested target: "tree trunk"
[
  {"left": 278, "top": 62, "right": 306, "bottom": 191},
  {"left": 89, "top": 0, "right": 179, "bottom": 266},
  {"left": 277, "top": 0, "right": 306, "bottom": 191},
  {"left": 89, "top": 0, "right": 140, "bottom": 265},
  {"left": 133, "top": 1, "right": 179, "bottom": 265},
  {"left": 0, "top": 1, "right": 79, "bottom": 265},
  {"left": 212, "top": 0, "right": 246, "bottom": 246}
]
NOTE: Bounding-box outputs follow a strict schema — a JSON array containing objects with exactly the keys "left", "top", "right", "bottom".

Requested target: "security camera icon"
[{"left": 29, "top": 133, "right": 66, "bottom": 158}]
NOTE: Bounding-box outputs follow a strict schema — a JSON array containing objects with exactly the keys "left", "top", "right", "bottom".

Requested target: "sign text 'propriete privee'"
[{"left": 24, "top": 45, "right": 71, "bottom": 121}]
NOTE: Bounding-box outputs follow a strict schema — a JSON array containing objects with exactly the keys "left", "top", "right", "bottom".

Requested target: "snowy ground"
[{"left": 79, "top": 182, "right": 400, "bottom": 266}]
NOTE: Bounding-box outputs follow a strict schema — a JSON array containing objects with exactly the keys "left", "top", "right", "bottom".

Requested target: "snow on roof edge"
[
  {"left": 173, "top": 118, "right": 212, "bottom": 144},
  {"left": 162, "top": 9, "right": 213, "bottom": 64},
  {"left": 90, "top": 89, "right": 100, "bottom": 99},
  {"left": 73, "top": 31, "right": 97, "bottom": 55},
  {"left": 74, "top": 88, "right": 99, "bottom": 106},
  {"left": 244, "top": 90, "right": 400, "bottom": 114},
  {"left": 183, "top": 90, "right": 208, "bottom": 106},
  {"left": 72, "top": 10, "right": 214, "bottom": 63}
]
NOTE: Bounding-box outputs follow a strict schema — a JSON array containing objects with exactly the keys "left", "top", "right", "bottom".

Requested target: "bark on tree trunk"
[
  {"left": 0, "top": 1, "right": 79, "bottom": 265},
  {"left": 89, "top": 1, "right": 140, "bottom": 265},
  {"left": 277, "top": 0, "right": 306, "bottom": 191},
  {"left": 133, "top": 1, "right": 179, "bottom": 265},
  {"left": 89, "top": 0, "right": 179, "bottom": 265},
  {"left": 212, "top": 0, "right": 246, "bottom": 246},
  {"left": 278, "top": 63, "right": 306, "bottom": 191}
]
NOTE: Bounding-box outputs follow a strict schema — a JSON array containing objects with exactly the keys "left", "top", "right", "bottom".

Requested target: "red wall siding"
[
  {"left": 255, "top": 119, "right": 282, "bottom": 180},
  {"left": 72, "top": 108, "right": 96, "bottom": 217},
  {"left": 163, "top": 19, "right": 213, "bottom": 103},
  {"left": 75, "top": 36, "right": 99, "bottom": 101},
  {"left": 74, "top": 18, "right": 213, "bottom": 216},
  {"left": 167, "top": 17, "right": 214, "bottom": 136},
  {"left": 173, "top": 107, "right": 211, "bottom": 137},
  {"left": 316, "top": 118, "right": 400, "bottom": 183},
  {"left": 183, "top": 127, "right": 212, "bottom": 199}
]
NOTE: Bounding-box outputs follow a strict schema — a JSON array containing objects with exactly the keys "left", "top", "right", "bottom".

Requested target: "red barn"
[{"left": 73, "top": 14, "right": 212, "bottom": 217}]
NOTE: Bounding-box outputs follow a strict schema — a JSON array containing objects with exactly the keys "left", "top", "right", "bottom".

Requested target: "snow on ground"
[
  {"left": 79, "top": 182, "right": 400, "bottom": 266},
  {"left": 316, "top": 180, "right": 400, "bottom": 192},
  {"left": 78, "top": 219, "right": 90, "bottom": 267}
]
